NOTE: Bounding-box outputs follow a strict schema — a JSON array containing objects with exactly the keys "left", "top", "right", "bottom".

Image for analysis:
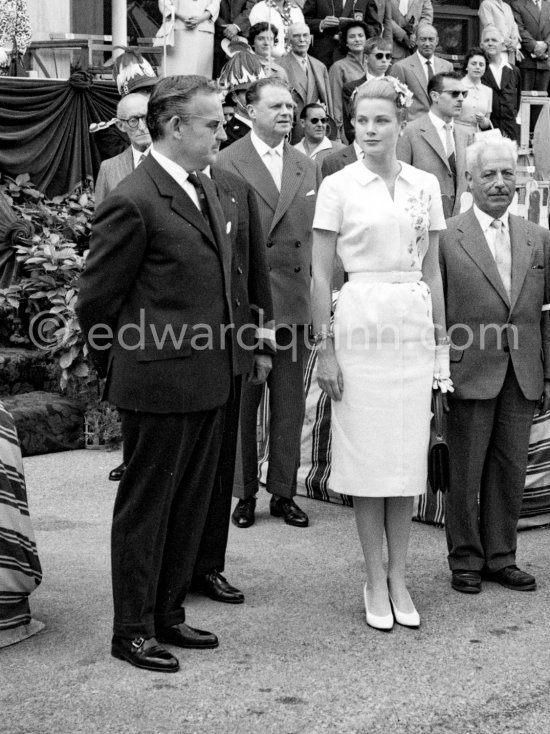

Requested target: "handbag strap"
[{"left": 432, "top": 389, "right": 444, "bottom": 440}]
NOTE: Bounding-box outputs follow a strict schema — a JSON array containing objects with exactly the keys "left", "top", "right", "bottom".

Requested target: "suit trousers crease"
[
  {"left": 444, "top": 363, "right": 537, "bottom": 572},
  {"left": 112, "top": 407, "right": 225, "bottom": 638},
  {"left": 193, "top": 377, "right": 243, "bottom": 577},
  {"left": 233, "top": 326, "right": 307, "bottom": 500}
]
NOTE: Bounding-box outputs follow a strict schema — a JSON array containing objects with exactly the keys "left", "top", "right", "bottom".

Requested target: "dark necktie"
[
  {"left": 187, "top": 171, "right": 210, "bottom": 220},
  {"left": 426, "top": 59, "right": 434, "bottom": 81},
  {"left": 444, "top": 122, "right": 456, "bottom": 179}
]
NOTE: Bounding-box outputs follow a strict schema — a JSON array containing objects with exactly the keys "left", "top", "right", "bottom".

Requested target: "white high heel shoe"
[
  {"left": 363, "top": 584, "right": 393, "bottom": 632},
  {"left": 388, "top": 594, "right": 420, "bottom": 629}
]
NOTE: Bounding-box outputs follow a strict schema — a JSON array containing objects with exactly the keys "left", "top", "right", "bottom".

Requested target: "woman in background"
[
  {"left": 249, "top": 22, "right": 289, "bottom": 80},
  {"left": 329, "top": 21, "right": 370, "bottom": 140},
  {"left": 158, "top": 0, "right": 221, "bottom": 78},
  {"left": 456, "top": 47, "right": 493, "bottom": 134}
]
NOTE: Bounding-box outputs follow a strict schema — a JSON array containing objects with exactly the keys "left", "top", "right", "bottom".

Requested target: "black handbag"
[
  {"left": 428, "top": 389, "right": 450, "bottom": 494},
  {"left": 9, "top": 36, "right": 28, "bottom": 78}
]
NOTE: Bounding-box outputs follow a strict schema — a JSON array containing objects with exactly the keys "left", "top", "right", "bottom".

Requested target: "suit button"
[
  {"left": 237, "top": 266, "right": 243, "bottom": 274},
  {"left": 234, "top": 298, "right": 241, "bottom": 307},
  {"left": 267, "top": 241, "right": 274, "bottom": 248},
  {"left": 503, "top": 346, "right": 510, "bottom": 353},
  {"left": 294, "top": 266, "right": 301, "bottom": 273},
  {"left": 295, "top": 240, "right": 301, "bottom": 248}
]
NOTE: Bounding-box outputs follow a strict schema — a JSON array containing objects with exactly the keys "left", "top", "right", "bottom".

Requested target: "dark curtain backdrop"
[{"left": 0, "top": 72, "right": 127, "bottom": 197}]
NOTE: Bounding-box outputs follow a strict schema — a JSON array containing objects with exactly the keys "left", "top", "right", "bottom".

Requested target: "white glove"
[{"left": 433, "top": 344, "right": 454, "bottom": 393}]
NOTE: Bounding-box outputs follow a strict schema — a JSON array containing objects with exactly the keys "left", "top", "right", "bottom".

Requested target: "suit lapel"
[
  {"left": 509, "top": 214, "right": 533, "bottom": 311},
  {"left": 230, "top": 136, "right": 279, "bottom": 212},
  {"left": 200, "top": 172, "right": 232, "bottom": 283},
  {"left": 210, "top": 167, "right": 238, "bottom": 245},
  {"left": 457, "top": 210, "right": 510, "bottom": 307},
  {"left": 421, "top": 120, "right": 450, "bottom": 170},
  {"left": 271, "top": 143, "right": 305, "bottom": 231}
]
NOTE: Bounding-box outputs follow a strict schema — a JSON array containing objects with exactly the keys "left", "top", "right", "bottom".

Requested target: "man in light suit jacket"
[
  {"left": 396, "top": 71, "right": 470, "bottom": 218},
  {"left": 511, "top": 0, "right": 550, "bottom": 91},
  {"left": 390, "top": 0, "right": 433, "bottom": 60},
  {"left": 439, "top": 136, "right": 550, "bottom": 595},
  {"left": 94, "top": 92, "right": 151, "bottom": 206},
  {"left": 278, "top": 23, "right": 333, "bottom": 144},
  {"left": 390, "top": 24, "right": 453, "bottom": 121},
  {"left": 77, "top": 77, "right": 238, "bottom": 673},
  {"left": 217, "top": 77, "right": 319, "bottom": 529}
]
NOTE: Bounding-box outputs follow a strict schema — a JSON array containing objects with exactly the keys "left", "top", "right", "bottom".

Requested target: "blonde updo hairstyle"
[{"left": 352, "top": 77, "right": 409, "bottom": 124}]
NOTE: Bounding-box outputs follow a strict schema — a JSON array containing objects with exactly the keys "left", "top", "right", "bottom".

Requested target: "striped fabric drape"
[{"left": 0, "top": 402, "right": 43, "bottom": 647}]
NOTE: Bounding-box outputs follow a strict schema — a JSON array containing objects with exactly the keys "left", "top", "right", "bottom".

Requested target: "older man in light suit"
[
  {"left": 440, "top": 136, "right": 550, "bottom": 595},
  {"left": 217, "top": 77, "right": 319, "bottom": 529},
  {"left": 397, "top": 71, "right": 470, "bottom": 219},
  {"left": 390, "top": 24, "right": 453, "bottom": 121},
  {"left": 94, "top": 92, "right": 151, "bottom": 206}
]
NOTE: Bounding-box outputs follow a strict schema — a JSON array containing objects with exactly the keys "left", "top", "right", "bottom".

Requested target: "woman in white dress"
[
  {"left": 158, "top": 0, "right": 221, "bottom": 78},
  {"left": 456, "top": 47, "right": 493, "bottom": 134},
  {"left": 311, "top": 77, "right": 451, "bottom": 632}
]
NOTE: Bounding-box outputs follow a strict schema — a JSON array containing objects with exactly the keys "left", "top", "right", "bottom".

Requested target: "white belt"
[{"left": 347, "top": 271, "right": 423, "bottom": 284}]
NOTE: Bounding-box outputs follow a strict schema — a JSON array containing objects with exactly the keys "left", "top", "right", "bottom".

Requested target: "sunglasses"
[
  {"left": 308, "top": 117, "right": 328, "bottom": 125},
  {"left": 440, "top": 90, "right": 469, "bottom": 99},
  {"left": 372, "top": 52, "right": 392, "bottom": 60}
]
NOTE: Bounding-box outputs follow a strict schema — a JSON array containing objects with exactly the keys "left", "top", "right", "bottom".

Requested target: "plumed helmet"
[
  {"left": 218, "top": 50, "right": 266, "bottom": 94},
  {"left": 113, "top": 49, "right": 157, "bottom": 96}
]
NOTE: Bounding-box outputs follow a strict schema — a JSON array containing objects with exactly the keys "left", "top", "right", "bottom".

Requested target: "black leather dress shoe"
[
  {"left": 109, "top": 462, "right": 126, "bottom": 481},
  {"left": 157, "top": 622, "right": 219, "bottom": 649},
  {"left": 269, "top": 495, "right": 309, "bottom": 527},
  {"left": 451, "top": 570, "right": 481, "bottom": 594},
  {"left": 192, "top": 570, "right": 244, "bottom": 604},
  {"left": 231, "top": 496, "right": 256, "bottom": 528},
  {"left": 111, "top": 635, "right": 179, "bottom": 672},
  {"left": 481, "top": 565, "right": 536, "bottom": 591}
]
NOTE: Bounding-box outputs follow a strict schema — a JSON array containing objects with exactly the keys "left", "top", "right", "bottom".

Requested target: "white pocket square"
[
  {"left": 306, "top": 190, "right": 315, "bottom": 197},
  {"left": 226, "top": 222, "right": 232, "bottom": 234}
]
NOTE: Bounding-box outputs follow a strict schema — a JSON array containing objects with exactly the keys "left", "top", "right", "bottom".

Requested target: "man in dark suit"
[
  {"left": 218, "top": 78, "right": 319, "bottom": 529},
  {"left": 390, "top": 23, "right": 453, "bottom": 122},
  {"left": 95, "top": 92, "right": 151, "bottom": 206},
  {"left": 190, "top": 165, "right": 275, "bottom": 603},
  {"left": 214, "top": 0, "right": 252, "bottom": 76},
  {"left": 396, "top": 72, "right": 470, "bottom": 218},
  {"left": 440, "top": 136, "right": 550, "bottom": 595},
  {"left": 481, "top": 25, "right": 522, "bottom": 142},
  {"left": 278, "top": 22, "right": 333, "bottom": 144},
  {"left": 304, "top": 0, "right": 381, "bottom": 69},
  {"left": 77, "top": 76, "right": 239, "bottom": 673},
  {"left": 511, "top": 0, "right": 550, "bottom": 92}
]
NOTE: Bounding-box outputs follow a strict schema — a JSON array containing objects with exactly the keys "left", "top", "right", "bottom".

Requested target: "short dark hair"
[
  {"left": 462, "top": 46, "right": 487, "bottom": 73},
  {"left": 427, "top": 71, "right": 464, "bottom": 100},
  {"left": 245, "top": 77, "right": 292, "bottom": 105},
  {"left": 365, "top": 37, "right": 392, "bottom": 55},
  {"left": 300, "top": 102, "right": 325, "bottom": 120},
  {"left": 249, "top": 22, "right": 279, "bottom": 45},
  {"left": 339, "top": 21, "right": 369, "bottom": 54},
  {"left": 146, "top": 75, "right": 218, "bottom": 140}
]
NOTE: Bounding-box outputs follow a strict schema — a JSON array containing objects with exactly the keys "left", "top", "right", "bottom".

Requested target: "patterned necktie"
[
  {"left": 138, "top": 153, "right": 147, "bottom": 165},
  {"left": 444, "top": 122, "right": 456, "bottom": 177},
  {"left": 490, "top": 219, "right": 512, "bottom": 301},
  {"left": 187, "top": 171, "right": 210, "bottom": 220},
  {"left": 426, "top": 59, "right": 434, "bottom": 81}
]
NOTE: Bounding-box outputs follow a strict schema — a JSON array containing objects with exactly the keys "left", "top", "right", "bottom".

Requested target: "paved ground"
[{"left": 2, "top": 448, "right": 550, "bottom": 734}]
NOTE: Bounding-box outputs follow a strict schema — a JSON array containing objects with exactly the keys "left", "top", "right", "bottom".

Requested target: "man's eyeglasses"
[
  {"left": 308, "top": 117, "right": 328, "bottom": 125},
  {"left": 118, "top": 114, "right": 148, "bottom": 129},
  {"left": 440, "top": 90, "right": 469, "bottom": 99},
  {"left": 373, "top": 52, "right": 392, "bottom": 60}
]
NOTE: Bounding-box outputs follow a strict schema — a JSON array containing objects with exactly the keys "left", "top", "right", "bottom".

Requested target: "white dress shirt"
[
  {"left": 250, "top": 129, "right": 284, "bottom": 190},
  {"left": 150, "top": 146, "right": 200, "bottom": 209},
  {"left": 428, "top": 111, "right": 454, "bottom": 156}
]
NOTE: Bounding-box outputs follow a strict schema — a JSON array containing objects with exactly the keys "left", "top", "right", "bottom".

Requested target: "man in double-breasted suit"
[
  {"left": 77, "top": 77, "right": 239, "bottom": 673},
  {"left": 397, "top": 72, "right": 470, "bottom": 219},
  {"left": 390, "top": 24, "right": 453, "bottom": 121},
  {"left": 390, "top": 0, "right": 433, "bottom": 60},
  {"left": 440, "top": 137, "right": 550, "bottom": 595},
  {"left": 94, "top": 92, "right": 151, "bottom": 206},
  {"left": 190, "top": 164, "right": 275, "bottom": 603},
  {"left": 511, "top": 0, "right": 550, "bottom": 91},
  {"left": 278, "top": 23, "right": 333, "bottom": 144},
  {"left": 218, "top": 77, "right": 319, "bottom": 529}
]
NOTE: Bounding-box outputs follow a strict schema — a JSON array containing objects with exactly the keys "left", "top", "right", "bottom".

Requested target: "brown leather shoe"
[
  {"left": 191, "top": 570, "right": 244, "bottom": 604},
  {"left": 156, "top": 622, "right": 219, "bottom": 649},
  {"left": 451, "top": 570, "right": 481, "bottom": 594},
  {"left": 231, "top": 496, "right": 256, "bottom": 528},
  {"left": 481, "top": 565, "right": 536, "bottom": 591},
  {"left": 111, "top": 635, "right": 179, "bottom": 672},
  {"left": 269, "top": 495, "right": 309, "bottom": 527}
]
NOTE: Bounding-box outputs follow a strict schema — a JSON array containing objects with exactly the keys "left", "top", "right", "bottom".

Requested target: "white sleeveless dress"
[{"left": 313, "top": 161, "right": 446, "bottom": 497}]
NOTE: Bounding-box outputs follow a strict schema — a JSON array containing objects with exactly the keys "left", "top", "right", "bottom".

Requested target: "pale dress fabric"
[
  {"left": 456, "top": 77, "right": 493, "bottom": 133},
  {"left": 313, "top": 161, "right": 446, "bottom": 497},
  {"left": 158, "top": 0, "right": 220, "bottom": 78}
]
